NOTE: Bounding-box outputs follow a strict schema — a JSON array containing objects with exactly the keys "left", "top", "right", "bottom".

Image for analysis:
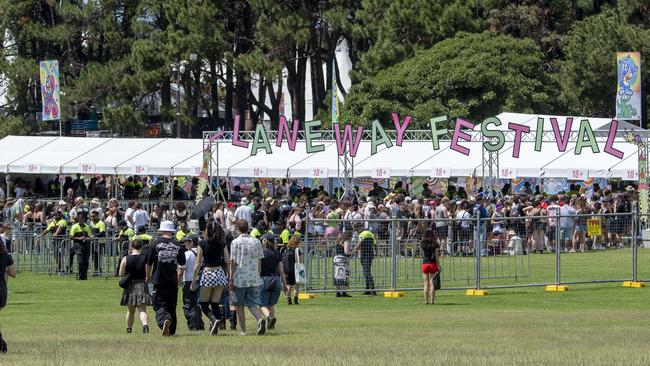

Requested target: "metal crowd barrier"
[
  {"left": 303, "top": 212, "right": 645, "bottom": 293},
  {"left": 10, "top": 225, "right": 127, "bottom": 278}
]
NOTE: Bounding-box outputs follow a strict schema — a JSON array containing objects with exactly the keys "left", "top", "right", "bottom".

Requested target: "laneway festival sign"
[
  {"left": 39, "top": 60, "right": 61, "bottom": 121},
  {"left": 616, "top": 52, "right": 642, "bottom": 121},
  {"left": 227, "top": 114, "right": 627, "bottom": 160}
]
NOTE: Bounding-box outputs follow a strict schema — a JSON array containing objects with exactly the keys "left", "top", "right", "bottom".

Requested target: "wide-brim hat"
[
  {"left": 626, "top": 185, "right": 635, "bottom": 192},
  {"left": 91, "top": 198, "right": 101, "bottom": 205},
  {"left": 241, "top": 197, "right": 249, "bottom": 205},
  {"left": 158, "top": 220, "right": 176, "bottom": 233}
]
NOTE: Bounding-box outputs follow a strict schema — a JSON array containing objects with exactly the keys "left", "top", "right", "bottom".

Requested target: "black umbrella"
[{"left": 191, "top": 196, "right": 216, "bottom": 219}]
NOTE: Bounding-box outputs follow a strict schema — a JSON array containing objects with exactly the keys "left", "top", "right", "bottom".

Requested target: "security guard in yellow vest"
[
  {"left": 175, "top": 221, "right": 189, "bottom": 241},
  {"left": 90, "top": 211, "right": 107, "bottom": 275},
  {"left": 132, "top": 226, "right": 154, "bottom": 255},
  {"left": 39, "top": 210, "right": 68, "bottom": 274},
  {"left": 69, "top": 212, "right": 92, "bottom": 280},
  {"left": 355, "top": 227, "right": 377, "bottom": 295}
]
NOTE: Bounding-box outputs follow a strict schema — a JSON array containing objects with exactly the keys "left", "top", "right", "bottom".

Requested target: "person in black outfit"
[
  {"left": 119, "top": 239, "right": 152, "bottom": 333},
  {"left": 145, "top": 221, "right": 186, "bottom": 337},
  {"left": 190, "top": 220, "right": 230, "bottom": 336},
  {"left": 259, "top": 233, "right": 287, "bottom": 330},
  {"left": 0, "top": 238, "right": 16, "bottom": 353}
]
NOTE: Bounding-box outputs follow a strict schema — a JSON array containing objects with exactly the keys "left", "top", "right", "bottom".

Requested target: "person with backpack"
[
  {"left": 145, "top": 221, "right": 186, "bottom": 337},
  {"left": 282, "top": 236, "right": 303, "bottom": 304},
  {"left": 191, "top": 220, "right": 230, "bottom": 336},
  {"left": 354, "top": 225, "right": 377, "bottom": 295}
]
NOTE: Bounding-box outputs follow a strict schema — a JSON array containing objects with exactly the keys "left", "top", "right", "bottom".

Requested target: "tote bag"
[{"left": 294, "top": 248, "right": 306, "bottom": 285}]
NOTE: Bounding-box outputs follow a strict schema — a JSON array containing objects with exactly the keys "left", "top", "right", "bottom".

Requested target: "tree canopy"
[
  {"left": 342, "top": 32, "right": 558, "bottom": 127},
  {"left": 0, "top": 0, "right": 649, "bottom": 137}
]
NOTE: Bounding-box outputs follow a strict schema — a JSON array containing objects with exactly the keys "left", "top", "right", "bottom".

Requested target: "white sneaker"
[{"left": 569, "top": 249, "right": 576, "bottom": 253}]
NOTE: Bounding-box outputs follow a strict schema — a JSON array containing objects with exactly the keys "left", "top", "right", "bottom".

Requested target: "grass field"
[{"left": 1, "top": 256, "right": 650, "bottom": 365}]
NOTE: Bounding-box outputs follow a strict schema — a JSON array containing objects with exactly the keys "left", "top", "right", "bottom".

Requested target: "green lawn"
[{"left": 1, "top": 269, "right": 649, "bottom": 365}]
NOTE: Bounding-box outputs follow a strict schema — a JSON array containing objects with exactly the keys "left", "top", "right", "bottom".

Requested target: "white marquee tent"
[{"left": 0, "top": 113, "right": 643, "bottom": 181}]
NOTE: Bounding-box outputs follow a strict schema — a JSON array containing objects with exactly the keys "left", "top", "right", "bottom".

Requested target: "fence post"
[
  {"left": 475, "top": 215, "right": 481, "bottom": 290},
  {"left": 304, "top": 214, "right": 310, "bottom": 293},
  {"left": 632, "top": 210, "right": 638, "bottom": 282},
  {"left": 555, "top": 212, "right": 561, "bottom": 285},
  {"left": 390, "top": 217, "right": 397, "bottom": 291}
]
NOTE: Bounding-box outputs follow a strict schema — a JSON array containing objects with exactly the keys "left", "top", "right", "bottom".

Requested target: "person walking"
[
  {"left": 145, "top": 221, "right": 186, "bottom": 337},
  {"left": 258, "top": 233, "right": 287, "bottom": 330},
  {"left": 181, "top": 235, "right": 204, "bottom": 332},
  {"left": 69, "top": 212, "right": 92, "bottom": 280},
  {"left": 228, "top": 219, "right": 267, "bottom": 336},
  {"left": 118, "top": 239, "right": 151, "bottom": 334},
  {"left": 282, "top": 236, "right": 303, "bottom": 304},
  {"left": 191, "top": 220, "right": 230, "bottom": 336},
  {"left": 0, "top": 237, "right": 16, "bottom": 353},
  {"left": 420, "top": 229, "right": 440, "bottom": 304}
]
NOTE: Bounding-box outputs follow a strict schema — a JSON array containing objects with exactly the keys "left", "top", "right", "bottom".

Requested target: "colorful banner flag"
[
  {"left": 331, "top": 59, "right": 339, "bottom": 123},
  {"left": 616, "top": 52, "right": 642, "bottom": 121},
  {"left": 39, "top": 60, "right": 61, "bottom": 121}
]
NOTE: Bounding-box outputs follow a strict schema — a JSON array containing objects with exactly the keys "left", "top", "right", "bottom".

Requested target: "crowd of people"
[{"left": 0, "top": 175, "right": 642, "bottom": 343}]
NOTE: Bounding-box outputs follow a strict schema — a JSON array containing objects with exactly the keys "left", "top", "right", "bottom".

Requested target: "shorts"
[
  {"left": 0, "top": 286, "right": 6, "bottom": 308},
  {"left": 421, "top": 263, "right": 439, "bottom": 274},
  {"left": 231, "top": 286, "right": 261, "bottom": 308},
  {"left": 258, "top": 276, "right": 282, "bottom": 307},
  {"left": 575, "top": 225, "right": 586, "bottom": 233},
  {"left": 285, "top": 271, "right": 296, "bottom": 286},
  {"left": 324, "top": 227, "right": 340, "bottom": 238},
  {"left": 200, "top": 268, "right": 228, "bottom": 288},
  {"left": 435, "top": 226, "right": 448, "bottom": 240},
  {"left": 560, "top": 227, "right": 574, "bottom": 241},
  {"left": 492, "top": 225, "right": 504, "bottom": 234}
]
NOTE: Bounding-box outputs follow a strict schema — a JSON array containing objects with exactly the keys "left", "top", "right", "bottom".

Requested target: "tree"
[
  {"left": 347, "top": 0, "right": 492, "bottom": 82},
  {"left": 341, "top": 32, "right": 559, "bottom": 127},
  {"left": 559, "top": 8, "right": 650, "bottom": 122}
]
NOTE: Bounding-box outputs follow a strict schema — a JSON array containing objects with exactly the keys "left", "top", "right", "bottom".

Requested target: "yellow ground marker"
[
  {"left": 465, "top": 289, "right": 488, "bottom": 296},
  {"left": 622, "top": 281, "right": 645, "bottom": 288},
  {"left": 545, "top": 285, "right": 569, "bottom": 292},
  {"left": 298, "top": 293, "right": 315, "bottom": 300},
  {"left": 382, "top": 291, "right": 405, "bottom": 298}
]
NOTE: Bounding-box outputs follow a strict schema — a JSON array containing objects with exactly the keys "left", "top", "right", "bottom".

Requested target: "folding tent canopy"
[
  {"left": 8, "top": 137, "right": 109, "bottom": 174},
  {"left": 354, "top": 141, "right": 436, "bottom": 177},
  {"left": 287, "top": 142, "right": 342, "bottom": 178},
  {"left": 0, "top": 136, "right": 57, "bottom": 173},
  {"left": 227, "top": 141, "right": 339, "bottom": 178},
  {"left": 0, "top": 110, "right": 645, "bottom": 181},
  {"left": 541, "top": 139, "right": 639, "bottom": 179},
  {"left": 410, "top": 142, "right": 483, "bottom": 178},
  {"left": 115, "top": 139, "right": 202, "bottom": 176},
  {"left": 61, "top": 138, "right": 167, "bottom": 175}
]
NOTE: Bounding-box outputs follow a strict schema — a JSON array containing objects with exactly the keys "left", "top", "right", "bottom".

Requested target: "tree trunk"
[{"left": 225, "top": 59, "right": 234, "bottom": 128}]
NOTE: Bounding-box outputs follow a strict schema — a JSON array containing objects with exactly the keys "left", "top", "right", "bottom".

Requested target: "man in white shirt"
[
  {"left": 234, "top": 197, "right": 253, "bottom": 228},
  {"left": 225, "top": 202, "right": 237, "bottom": 235},
  {"left": 132, "top": 202, "right": 150, "bottom": 230},
  {"left": 229, "top": 219, "right": 266, "bottom": 336},
  {"left": 124, "top": 201, "right": 136, "bottom": 228}
]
